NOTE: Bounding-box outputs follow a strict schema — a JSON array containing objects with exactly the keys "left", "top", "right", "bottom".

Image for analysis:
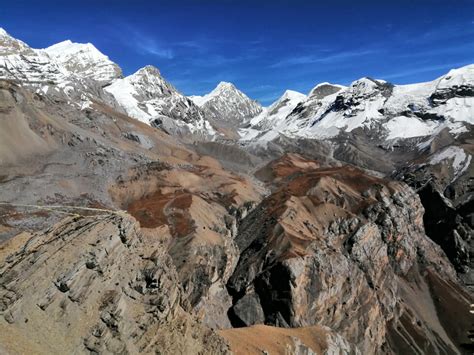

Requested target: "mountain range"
[{"left": 0, "top": 28, "right": 472, "bottom": 354}]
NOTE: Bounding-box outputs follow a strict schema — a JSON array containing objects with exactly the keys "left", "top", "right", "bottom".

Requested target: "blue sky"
[{"left": 1, "top": 0, "right": 474, "bottom": 105}]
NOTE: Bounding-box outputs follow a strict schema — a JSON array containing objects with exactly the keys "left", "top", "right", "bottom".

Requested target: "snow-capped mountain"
[
  {"left": 105, "top": 65, "right": 213, "bottom": 136},
  {"left": 190, "top": 81, "right": 262, "bottom": 125},
  {"left": 1, "top": 27, "right": 473, "bottom": 146},
  {"left": 0, "top": 28, "right": 213, "bottom": 136},
  {"left": 0, "top": 28, "right": 69, "bottom": 86},
  {"left": 244, "top": 66, "right": 474, "bottom": 144},
  {"left": 0, "top": 28, "right": 118, "bottom": 108},
  {"left": 44, "top": 40, "right": 122, "bottom": 85},
  {"left": 240, "top": 89, "right": 306, "bottom": 141}
]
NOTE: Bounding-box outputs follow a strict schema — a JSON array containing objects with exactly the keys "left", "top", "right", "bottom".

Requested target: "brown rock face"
[
  {"left": 109, "top": 158, "right": 262, "bottom": 330},
  {"left": 0, "top": 213, "right": 228, "bottom": 354},
  {"left": 227, "top": 154, "right": 471, "bottom": 354}
]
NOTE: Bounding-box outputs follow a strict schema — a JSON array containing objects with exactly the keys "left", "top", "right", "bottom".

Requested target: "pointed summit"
[
  {"left": 136, "top": 65, "right": 162, "bottom": 76},
  {"left": 252, "top": 89, "right": 306, "bottom": 130},
  {"left": 105, "top": 64, "right": 207, "bottom": 131},
  {"left": 279, "top": 89, "right": 306, "bottom": 101},
  {"left": 190, "top": 81, "right": 262, "bottom": 124},
  {"left": 46, "top": 40, "right": 104, "bottom": 57},
  {"left": 215, "top": 81, "right": 236, "bottom": 91},
  {"left": 126, "top": 65, "right": 176, "bottom": 96}
]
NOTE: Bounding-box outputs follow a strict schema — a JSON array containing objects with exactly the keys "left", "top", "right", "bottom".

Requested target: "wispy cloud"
[
  {"left": 270, "top": 49, "right": 380, "bottom": 68},
  {"left": 375, "top": 61, "right": 471, "bottom": 81},
  {"left": 245, "top": 84, "right": 276, "bottom": 93},
  {"left": 204, "top": 54, "right": 258, "bottom": 66},
  {"left": 394, "top": 42, "right": 474, "bottom": 59},
  {"left": 110, "top": 25, "right": 174, "bottom": 59},
  {"left": 135, "top": 37, "right": 174, "bottom": 59},
  {"left": 402, "top": 21, "right": 474, "bottom": 45}
]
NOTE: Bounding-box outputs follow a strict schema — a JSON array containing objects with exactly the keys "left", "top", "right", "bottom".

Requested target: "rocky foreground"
[{"left": 0, "top": 152, "right": 471, "bottom": 353}]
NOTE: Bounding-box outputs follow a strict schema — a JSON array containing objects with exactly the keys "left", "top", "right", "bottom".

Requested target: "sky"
[{"left": 1, "top": 0, "right": 474, "bottom": 105}]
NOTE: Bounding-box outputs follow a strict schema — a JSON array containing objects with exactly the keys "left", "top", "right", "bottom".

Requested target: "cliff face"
[
  {"left": 0, "top": 213, "right": 228, "bottom": 354},
  {"left": 226, "top": 154, "right": 471, "bottom": 354}
]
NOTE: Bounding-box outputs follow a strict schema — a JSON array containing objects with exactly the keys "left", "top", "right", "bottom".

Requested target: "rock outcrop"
[
  {"left": 0, "top": 213, "right": 229, "bottom": 354},
  {"left": 227, "top": 154, "right": 472, "bottom": 353}
]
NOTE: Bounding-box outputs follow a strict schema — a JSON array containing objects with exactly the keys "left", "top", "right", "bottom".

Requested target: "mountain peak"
[
  {"left": 129, "top": 66, "right": 169, "bottom": 89},
  {"left": 136, "top": 65, "right": 161, "bottom": 76},
  {"left": 190, "top": 81, "right": 240, "bottom": 107},
  {"left": 281, "top": 89, "right": 306, "bottom": 100},
  {"left": 437, "top": 64, "right": 474, "bottom": 88},
  {"left": 0, "top": 27, "right": 33, "bottom": 55},
  {"left": 49, "top": 39, "right": 72, "bottom": 46},
  {"left": 116, "top": 65, "right": 178, "bottom": 100},
  {"left": 44, "top": 39, "right": 122, "bottom": 84},
  {"left": 308, "top": 82, "right": 344, "bottom": 100},
  {"left": 351, "top": 77, "right": 376, "bottom": 86},
  {"left": 45, "top": 40, "right": 106, "bottom": 61},
  {"left": 190, "top": 81, "right": 262, "bottom": 124},
  {"left": 216, "top": 81, "right": 236, "bottom": 90},
  {"left": 348, "top": 77, "right": 389, "bottom": 97}
]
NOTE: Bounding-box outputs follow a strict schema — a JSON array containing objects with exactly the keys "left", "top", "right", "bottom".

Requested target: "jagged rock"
[
  {"left": 0, "top": 213, "right": 229, "bottom": 354},
  {"left": 230, "top": 292, "right": 265, "bottom": 327},
  {"left": 105, "top": 65, "right": 214, "bottom": 137},
  {"left": 227, "top": 154, "right": 471, "bottom": 354}
]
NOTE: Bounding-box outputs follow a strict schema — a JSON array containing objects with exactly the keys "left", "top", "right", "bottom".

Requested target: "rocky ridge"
[
  {"left": 227, "top": 154, "right": 470, "bottom": 353},
  {"left": 44, "top": 40, "right": 122, "bottom": 85},
  {"left": 244, "top": 66, "right": 474, "bottom": 143},
  {"left": 105, "top": 65, "right": 213, "bottom": 137}
]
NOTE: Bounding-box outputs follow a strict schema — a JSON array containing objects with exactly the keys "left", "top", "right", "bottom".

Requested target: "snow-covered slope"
[
  {"left": 44, "top": 40, "right": 122, "bottom": 85},
  {"left": 244, "top": 65, "right": 474, "bottom": 143},
  {"left": 0, "top": 28, "right": 119, "bottom": 109},
  {"left": 0, "top": 28, "right": 68, "bottom": 85},
  {"left": 0, "top": 28, "right": 32, "bottom": 55},
  {"left": 105, "top": 66, "right": 213, "bottom": 136},
  {"left": 191, "top": 82, "right": 262, "bottom": 125},
  {"left": 240, "top": 90, "right": 306, "bottom": 141},
  {"left": 0, "top": 28, "right": 212, "bottom": 136}
]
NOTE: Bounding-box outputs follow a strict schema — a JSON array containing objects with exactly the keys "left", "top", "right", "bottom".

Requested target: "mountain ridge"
[{"left": 1, "top": 27, "right": 473, "bottom": 145}]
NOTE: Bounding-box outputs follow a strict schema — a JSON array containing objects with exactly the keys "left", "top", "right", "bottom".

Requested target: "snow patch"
[
  {"left": 429, "top": 146, "right": 471, "bottom": 178},
  {"left": 386, "top": 116, "right": 438, "bottom": 140}
]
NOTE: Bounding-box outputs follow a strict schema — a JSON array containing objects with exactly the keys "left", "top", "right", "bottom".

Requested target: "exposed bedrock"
[
  {"left": 0, "top": 213, "right": 229, "bottom": 354},
  {"left": 226, "top": 155, "right": 471, "bottom": 354}
]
